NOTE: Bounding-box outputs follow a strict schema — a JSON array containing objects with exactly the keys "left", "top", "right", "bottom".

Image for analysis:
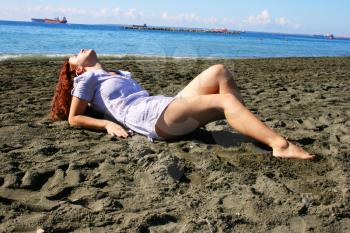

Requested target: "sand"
[{"left": 0, "top": 57, "right": 349, "bottom": 233}]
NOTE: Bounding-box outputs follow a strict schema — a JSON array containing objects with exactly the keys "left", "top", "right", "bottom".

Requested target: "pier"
[{"left": 123, "top": 24, "right": 242, "bottom": 34}]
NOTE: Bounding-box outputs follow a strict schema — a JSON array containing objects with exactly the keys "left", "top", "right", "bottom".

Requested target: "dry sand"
[{"left": 0, "top": 57, "right": 349, "bottom": 233}]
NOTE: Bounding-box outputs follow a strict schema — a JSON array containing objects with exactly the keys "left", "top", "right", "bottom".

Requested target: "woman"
[{"left": 51, "top": 49, "right": 314, "bottom": 160}]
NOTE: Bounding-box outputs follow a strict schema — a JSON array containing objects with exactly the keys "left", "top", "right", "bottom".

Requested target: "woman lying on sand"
[{"left": 51, "top": 49, "right": 314, "bottom": 160}]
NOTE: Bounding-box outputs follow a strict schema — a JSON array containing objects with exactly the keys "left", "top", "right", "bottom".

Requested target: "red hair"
[{"left": 51, "top": 59, "right": 76, "bottom": 121}]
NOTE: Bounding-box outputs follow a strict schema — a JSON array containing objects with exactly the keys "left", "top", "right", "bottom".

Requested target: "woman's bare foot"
[{"left": 272, "top": 139, "right": 315, "bottom": 160}]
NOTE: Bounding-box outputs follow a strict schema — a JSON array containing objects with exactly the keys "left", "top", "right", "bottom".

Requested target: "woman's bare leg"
[
  {"left": 156, "top": 94, "right": 314, "bottom": 160},
  {"left": 174, "top": 64, "right": 244, "bottom": 123},
  {"left": 176, "top": 64, "right": 244, "bottom": 104}
]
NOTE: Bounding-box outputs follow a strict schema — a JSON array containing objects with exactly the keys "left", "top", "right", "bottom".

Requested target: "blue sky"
[{"left": 1, "top": 0, "right": 349, "bottom": 35}]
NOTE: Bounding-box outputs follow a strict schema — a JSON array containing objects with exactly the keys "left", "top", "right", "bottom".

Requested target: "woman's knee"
[
  {"left": 209, "top": 64, "right": 226, "bottom": 75},
  {"left": 209, "top": 64, "right": 232, "bottom": 82}
]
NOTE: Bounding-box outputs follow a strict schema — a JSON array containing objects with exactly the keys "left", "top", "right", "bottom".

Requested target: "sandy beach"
[{"left": 0, "top": 57, "right": 349, "bottom": 232}]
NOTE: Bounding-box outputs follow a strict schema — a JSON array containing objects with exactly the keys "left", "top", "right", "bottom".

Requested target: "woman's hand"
[{"left": 105, "top": 120, "right": 129, "bottom": 138}]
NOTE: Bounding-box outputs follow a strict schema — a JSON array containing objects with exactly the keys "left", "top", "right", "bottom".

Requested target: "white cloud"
[
  {"left": 124, "top": 8, "right": 138, "bottom": 18},
  {"left": 161, "top": 12, "right": 199, "bottom": 22},
  {"left": 12, "top": 5, "right": 148, "bottom": 23},
  {"left": 293, "top": 23, "right": 301, "bottom": 29},
  {"left": 160, "top": 12, "right": 220, "bottom": 26},
  {"left": 112, "top": 8, "right": 121, "bottom": 16},
  {"left": 240, "top": 9, "right": 303, "bottom": 32},
  {"left": 27, "top": 6, "right": 87, "bottom": 15},
  {"left": 275, "top": 17, "right": 290, "bottom": 26},
  {"left": 244, "top": 9, "right": 270, "bottom": 25},
  {"left": 207, "top": 16, "right": 218, "bottom": 24},
  {"left": 93, "top": 8, "right": 109, "bottom": 17},
  {"left": 0, "top": 5, "right": 238, "bottom": 30},
  {"left": 222, "top": 17, "right": 237, "bottom": 26},
  {"left": 275, "top": 16, "right": 302, "bottom": 30}
]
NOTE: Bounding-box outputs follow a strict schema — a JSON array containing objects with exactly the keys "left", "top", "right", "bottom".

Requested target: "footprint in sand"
[
  {"left": 0, "top": 162, "right": 86, "bottom": 212},
  {"left": 134, "top": 153, "right": 186, "bottom": 188},
  {"left": 2, "top": 174, "right": 21, "bottom": 188},
  {"left": 139, "top": 214, "right": 179, "bottom": 233}
]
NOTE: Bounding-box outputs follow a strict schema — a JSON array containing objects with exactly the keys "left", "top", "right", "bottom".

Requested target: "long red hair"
[{"left": 51, "top": 59, "right": 76, "bottom": 121}]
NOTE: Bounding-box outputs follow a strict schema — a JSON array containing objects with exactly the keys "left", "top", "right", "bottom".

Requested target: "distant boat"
[
  {"left": 128, "top": 24, "right": 147, "bottom": 29},
  {"left": 313, "top": 33, "right": 335, "bottom": 40},
  {"left": 31, "top": 17, "right": 67, "bottom": 24},
  {"left": 326, "top": 33, "right": 335, "bottom": 40},
  {"left": 210, "top": 28, "right": 228, "bottom": 33},
  {"left": 31, "top": 18, "right": 45, "bottom": 23}
]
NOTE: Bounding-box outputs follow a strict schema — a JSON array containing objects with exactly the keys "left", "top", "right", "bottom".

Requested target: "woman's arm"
[{"left": 68, "top": 96, "right": 129, "bottom": 138}]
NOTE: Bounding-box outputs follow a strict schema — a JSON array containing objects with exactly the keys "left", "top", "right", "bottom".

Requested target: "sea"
[{"left": 1, "top": 20, "right": 350, "bottom": 60}]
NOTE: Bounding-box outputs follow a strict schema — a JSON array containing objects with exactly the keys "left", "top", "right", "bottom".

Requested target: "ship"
[
  {"left": 313, "top": 33, "right": 335, "bottom": 40},
  {"left": 326, "top": 33, "right": 335, "bottom": 40},
  {"left": 31, "top": 17, "right": 67, "bottom": 24},
  {"left": 209, "top": 28, "right": 229, "bottom": 33}
]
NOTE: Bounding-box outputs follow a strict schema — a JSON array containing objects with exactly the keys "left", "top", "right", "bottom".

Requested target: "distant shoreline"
[
  {"left": 0, "top": 19, "right": 349, "bottom": 39},
  {"left": 1, "top": 53, "right": 350, "bottom": 62},
  {"left": 1, "top": 20, "right": 350, "bottom": 58}
]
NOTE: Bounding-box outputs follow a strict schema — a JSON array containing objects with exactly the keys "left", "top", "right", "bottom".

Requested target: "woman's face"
[{"left": 69, "top": 49, "right": 98, "bottom": 68}]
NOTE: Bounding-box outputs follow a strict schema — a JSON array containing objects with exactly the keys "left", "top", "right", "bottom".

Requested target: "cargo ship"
[{"left": 31, "top": 17, "right": 67, "bottom": 24}]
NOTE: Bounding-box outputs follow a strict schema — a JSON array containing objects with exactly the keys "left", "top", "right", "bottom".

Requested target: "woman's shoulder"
[
  {"left": 74, "top": 69, "right": 108, "bottom": 83},
  {"left": 73, "top": 69, "right": 132, "bottom": 85},
  {"left": 74, "top": 70, "right": 95, "bottom": 81},
  {"left": 72, "top": 71, "right": 99, "bottom": 89},
  {"left": 110, "top": 70, "right": 132, "bottom": 79}
]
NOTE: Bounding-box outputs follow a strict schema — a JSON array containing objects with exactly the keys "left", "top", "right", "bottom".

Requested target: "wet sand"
[{"left": 0, "top": 57, "right": 349, "bottom": 232}]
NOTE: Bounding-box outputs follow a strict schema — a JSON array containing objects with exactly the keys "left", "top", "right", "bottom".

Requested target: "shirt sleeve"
[
  {"left": 71, "top": 72, "right": 96, "bottom": 102},
  {"left": 117, "top": 70, "right": 132, "bottom": 79}
]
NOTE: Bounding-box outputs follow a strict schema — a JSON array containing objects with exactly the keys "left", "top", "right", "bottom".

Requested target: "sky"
[{"left": 0, "top": 0, "right": 349, "bottom": 35}]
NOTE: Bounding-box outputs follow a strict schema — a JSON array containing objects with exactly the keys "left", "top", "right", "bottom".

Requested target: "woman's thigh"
[
  {"left": 155, "top": 94, "right": 226, "bottom": 139},
  {"left": 176, "top": 65, "right": 222, "bottom": 98}
]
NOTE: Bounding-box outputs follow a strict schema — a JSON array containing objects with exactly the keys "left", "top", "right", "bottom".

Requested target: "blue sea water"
[{"left": 1, "top": 20, "right": 350, "bottom": 59}]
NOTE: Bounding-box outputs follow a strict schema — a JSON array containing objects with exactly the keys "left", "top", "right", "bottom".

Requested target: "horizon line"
[{"left": 0, "top": 18, "right": 349, "bottom": 38}]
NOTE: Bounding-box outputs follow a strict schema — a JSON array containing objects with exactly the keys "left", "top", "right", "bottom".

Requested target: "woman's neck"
[{"left": 84, "top": 62, "right": 104, "bottom": 72}]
